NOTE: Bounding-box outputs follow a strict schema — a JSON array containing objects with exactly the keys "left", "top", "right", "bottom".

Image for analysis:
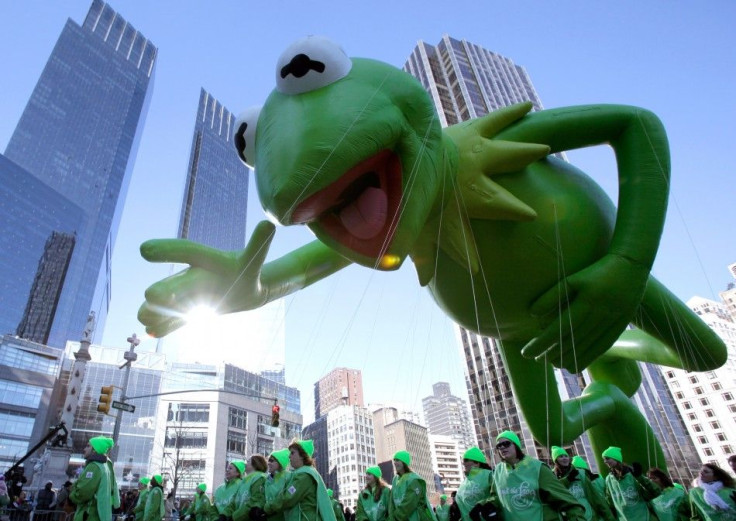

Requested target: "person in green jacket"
[
  {"left": 232, "top": 456, "right": 267, "bottom": 521},
  {"left": 490, "top": 431, "right": 586, "bottom": 521},
  {"left": 388, "top": 450, "right": 435, "bottom": 521},
  {"left": 134, "top": 478, "right": 152, "bottom": 521},
  {"left": 551, "top": 447, "right": 614, "bottom": 521},
  {"left": 356, "top": 467, "right": 389, "bottom": 521},
  {"left": 262, "top": 439, "right": 335, "bottom": 521},
  {"left": 185, "top": 484, "right": 211, "bottom": 521},
  {"left": 684, "top": 464, "right": 736, "bottom": 521},
  {"left": 601, "top": 446, "right": 660, "bottom": 521},
  {"left": 646, "top": 468, "right": 686, "bottom": 521},
  {"left": 571, "top": 457, "right": 605, "bottom": 498},
  {"left": 326, "top": 490, "right": 346, "bottom": 521},
  {"left": 69, "top": 436, "right": 120, "bottom": 521},
  {"left": 434, "top": 496, "right": 449, "bottom": 521},
  {"left": 211, "top": 461, "right": 246, "bottom": 521},
  {"left": 454, "top": 447, "right": 492, "bottom": 521},
  {"left": 255, "top": 450, "right": 291, "bottom": 521},
  {"left": 144, "top": 475, "right": 165, "bottom": 521}
]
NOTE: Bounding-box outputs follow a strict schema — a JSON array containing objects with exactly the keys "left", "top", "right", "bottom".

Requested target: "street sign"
[{"left": 111, "top": 401, "right": 136, "bottom": 413}]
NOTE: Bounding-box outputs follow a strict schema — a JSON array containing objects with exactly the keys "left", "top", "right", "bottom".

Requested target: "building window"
[
  {"left": 665, "top": 371, "right": 675, "bottom": 379},
  {"left": 675, "top": 392, "right": 684, "bottom": 400},
  {"left": 693, "top": 424, "right": 703, "bottom": 432},
  {"left": 697, "top": 436, "right": 708, "bottom": 444},
  {"left": 689, "top": 376, "right": 699, "bottom": 384},
  {"left": 168, "top": 403, "right": 210, "bottom": 423},
  {"left": 688, "top": 413, "right": 698, "bottom": 420},
  {"left": 695, "top": 387, "right": 704, "bottom": 395},
  {"left": 165, "top": 429, "right": 207, "bottom": 449},
  {"left": 700, "top": 398, "right": 710, "bottom": 406},
  {"left": 710, "top": 421, "right": 722, "bottom": 429},
  {"left": 723, "top": 392, "right": 734, "bottom": 401},
  {"left": 229, "top": 407, "right": 247, "bottom": 430},
  {"left": 227, "top": 430, "right": 246, "bottom": 453},
  {"left": 704, "top": 448, "right": 714, "bottom": 456},
  {"left": 712, "top": 382, "right": 723, "bottom": 391},
  {"left": 728, "top": 405, "right": 736, "bottom": 413},
  {"left": 683, "top": 402, "right": 692, "bottom": 410},
  {"left": 717, "top": 433, "right": 727, "bottom": 442},
  {"left": 723, "top": 445, "right": 734, "bottom": 455},
  {"left": 706, "top": 409, "right": 716, "bottom": 418}
]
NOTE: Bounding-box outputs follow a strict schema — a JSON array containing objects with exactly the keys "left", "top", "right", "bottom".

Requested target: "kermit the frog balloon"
[{"left": 139, "top": 36, "right": 725, "bottom": 471}]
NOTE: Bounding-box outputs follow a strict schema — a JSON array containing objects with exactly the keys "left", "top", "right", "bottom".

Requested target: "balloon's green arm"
[{"left": 496, "top": 104, "right": 671, "bottom": 271}]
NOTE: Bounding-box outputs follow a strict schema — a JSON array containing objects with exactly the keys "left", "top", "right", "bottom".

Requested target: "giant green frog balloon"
[{"left": 139, "top": 36, "right": 726, "bottom": 472}]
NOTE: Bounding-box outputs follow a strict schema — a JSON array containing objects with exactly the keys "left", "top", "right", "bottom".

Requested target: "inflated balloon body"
[{"left": 139, "top": 37, "right": 726, "bottom": 472}]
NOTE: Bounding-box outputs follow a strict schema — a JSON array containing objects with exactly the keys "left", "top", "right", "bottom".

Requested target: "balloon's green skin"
[{"left": 139, "top": 56, "right": 726, "bottom": 473}]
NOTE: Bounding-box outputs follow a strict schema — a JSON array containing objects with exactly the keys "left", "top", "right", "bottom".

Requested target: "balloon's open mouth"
[{"left": 292, "top": 149, "right": 402, "bottom": 259}]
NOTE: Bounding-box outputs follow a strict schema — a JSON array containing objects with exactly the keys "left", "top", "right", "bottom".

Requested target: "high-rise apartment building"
[
  {"left": 428, "top": 434, "right": 464, "bottom": 494},
  {"left": 404, "top": 36, "right": 700, "bottom": 480},
  {"left": 719, "top": 264, "right": 736, "bottom": 323},
  {"left": 315, "top": 367, "right": 364, "bottom": 418},
  {"left": 422, "top": 382, "right": 476, "bottom": 452},
  {"left": 2, "top": 0, "right": 156, "bottom": 347}
]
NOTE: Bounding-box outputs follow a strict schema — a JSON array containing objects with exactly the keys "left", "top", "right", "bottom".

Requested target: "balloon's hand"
[
  {"left": 521, "top": 254, "right": 650, "bottom": 372},
  {"left": 137, "top": 221, "right": 276, "bottom": 337}
]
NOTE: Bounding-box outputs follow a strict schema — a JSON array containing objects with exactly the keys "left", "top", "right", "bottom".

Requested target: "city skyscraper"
[
  {"left": 3, "top": 0, "right": 156, "bottom": 347},
  {"left": 421, "top": 382, "right": 476, "bottom": 451},
  {"left": 315, "top": 367, "right": 365, "bottom": 418},
  {"left": 404, "top": 35, "right": 700, "bottom": 478}
]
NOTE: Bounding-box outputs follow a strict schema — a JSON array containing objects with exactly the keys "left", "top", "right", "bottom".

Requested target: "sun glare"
[{"left": 185, "top": 305, "right": 218, "bottom": 329}]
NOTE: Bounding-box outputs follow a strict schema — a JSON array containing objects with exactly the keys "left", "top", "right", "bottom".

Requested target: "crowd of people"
[{"left": 4, "top": 433, "right": 736, "bottom": 521}]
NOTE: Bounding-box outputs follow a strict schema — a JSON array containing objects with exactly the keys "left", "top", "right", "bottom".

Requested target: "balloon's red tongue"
[{"left": 338, "top": 187, "right": 387, "bottom": 239}]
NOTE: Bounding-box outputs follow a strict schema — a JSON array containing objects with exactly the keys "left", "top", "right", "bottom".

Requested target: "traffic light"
[
  {"left": 271, "top": 401, "right": 280, "bottom": 428},
  {"left": 97, "top": 385, "right": 114, "bottom": 414}
]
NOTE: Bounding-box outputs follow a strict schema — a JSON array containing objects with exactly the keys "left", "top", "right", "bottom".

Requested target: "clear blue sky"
[{"left": 1, "top": 1, "right": 734, "bottom": 424}]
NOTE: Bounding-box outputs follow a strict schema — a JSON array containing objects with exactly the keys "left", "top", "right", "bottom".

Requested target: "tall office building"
[
  {"left": 0, "top": 155, "right": 86, "bottom": 341},
  {"left": 404, "top": 35, "right": 699, "bottom": 478},
  {"left": 315, "top": 367, "right": 365, "bottom": 418},
  {"left": 422, "top": 382, "right": 476, "bottom": 451},
  {"left": 428, "top": 434, "right": 464, "bottom": 494},
  {"left": 3, "top": 0, "right": 156, "bottom": 347}
]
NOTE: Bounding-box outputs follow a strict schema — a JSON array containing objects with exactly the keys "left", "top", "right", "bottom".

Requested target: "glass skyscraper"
[{"left": 3, "top": 0, "right": 156, "bottom": 347}]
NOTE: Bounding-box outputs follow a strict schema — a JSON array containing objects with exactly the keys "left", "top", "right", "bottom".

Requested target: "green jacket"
[
  {"left": 559, "top": 468, "right": 615, "bottom": 521},
  {"left": 212, "top": 478, "right": 243, "bottom": 520},
  {"left": 356, "top": 486, "right": 390, "bottom": 521},
  {"left": 265, "top": 466, "right": 335, "bottom": 521},
  {"left": 233, "top": 473, "right": 267, "bottom": 521},
  {"left": 388, "top": 472, "right": 436, "bottom": 521},
  {"left": 686, "top": 485, "right": 736, "bottom": 521},
  {"left": 456, "top": 468, "right": 493, "bottom": 521},
  {"left": 70, "top": 458, "right": 115, "bottom": 521},
  {"left": 435, "top": 504, "right": 449, "bottom": 521},
  {"left": 135, "top": 490, "right": 150, "bottom": 521},
  {"left": 332, "top": 499, "right": 346, "bottom": 521},
  {"left": 265, "top": 470, "right": 292, "bottom": 521},
  {"left": 491, "top": 456, "right": 586, "bottom": 521},
  {"left": 144, "top": 487, "right": 165, "bottom": 521},
  {"left": 604, "top": 470, "right": 660, "bottom": 521},
  {"left": 194, "top": 492, "right": 213, "bottom": 521},
  {"left": 650, "top": 486, "right": 686, "bottom": 521}
]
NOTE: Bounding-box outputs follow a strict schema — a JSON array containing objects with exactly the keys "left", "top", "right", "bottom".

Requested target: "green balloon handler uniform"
[
  {"left": 572, "top": 457, "right": 606, "bottom": 500},
  {"left": 144, "top": 475, "right": 166, "bottom": 521},
  {"left": 435, "top": 496, "right": 449, "bottom": 521},
  {"left": 685, "top": 466, "right": 736, "bottom": 521},
  {"left": 211, "top": 461, "right": 245, "bottom": 521},
  {"left": 264, "top": 440, "right": 336, "bottom": 521},
  {"left": 491, "top": 432, "right": 586, "bottom": 521},
  {"left": 327, "top": 490, "right": 346, "bottom": 521},
  {"left": 552, "top": 447, "right": 613, "bottom": 521},
  {"left": 190, "top": 484, "right": 212, "bottom": 521},
  {"left": 649, "top": 483, "right": 686, "bottom": 521},
  {"left": 388, "top": 451, "right": 436, "bottom": 521},
  {"left": 233, "top": 459, "right": 267, "bottom": 521},
  {"left": 134, "top": 478, "right": 152, "bottom": 521},
  {"left": 70, "top": 436, "right": 120, "bottom": 521},
  {"left": 601, "top": 447, "right": 660, "bottom": 521},
  {"left": 455, "top": 447, "right": 492, "bottom": 521},
  {"left": 264, "top": 450, "right": 292, "bottom": 521},
  {"left": 356, "top": 466, "right": 390, "bottom": 521}
]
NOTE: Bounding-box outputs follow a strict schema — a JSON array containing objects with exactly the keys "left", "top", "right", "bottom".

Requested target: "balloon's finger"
[
  {"left": 141, "top": 238, "right": 237, "bottom": 273},
  {"left": 239, "top": 221, "right": 277, "bottom": 274}
]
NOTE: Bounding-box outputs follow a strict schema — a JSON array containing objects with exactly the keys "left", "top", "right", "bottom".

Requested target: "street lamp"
[{"left": 110, "top": 333, "right": 139, "bottom": 461}]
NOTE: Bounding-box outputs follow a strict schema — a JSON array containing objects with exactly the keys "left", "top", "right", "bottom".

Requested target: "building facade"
[
  {"left": 428, "top": 434, "right": 464, "bottom": 495},
  {"left": 315, "top": 368, "right": 365, "bottom": 418},
  {"left": 421, "top": 382, "right": 475, "bottom": 452},
  {"left": 3, "top": 0, "right": 156, "bottom": 347}
]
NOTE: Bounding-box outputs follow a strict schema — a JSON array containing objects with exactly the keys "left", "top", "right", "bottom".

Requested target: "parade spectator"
[
  {"left": 685, "top": 464, "right": 736, "bottom": 521},
  {"left": 70, "top": 436, "right": 119, "bottom": 521},
  {"left": 448, "top": 493, "right": 460, "bottom": 521},
  {"left": 9, "top": 491, "right": 33, "bottom": 521},
  {"left": 601, "top": 446, "right": 659, "bottom": 521},
  {"left": 260, "top": 439, "right": 335, "bottom": 521},
  {"left": 356, "top": 467, "right": 389, "bottom": 521},
  {"left": 56, "top": 481, "right": 74, "bottom": 518},
  {"left": 388, "top": 450, "right": 435, "bottom": 521},
  {"left": 165, "top": 492, "right": 175, "bottom": 520},
  {"left": 144, "top": 475, "right": 164, "bottom": 521},
  {"left": 0, "top": 476, "right": 10, "bottom": 509},
  {"left": 646, "top": 468, "right": 686, "bottom": 521},
  {"left": 728, "top": 456, "right": 736, "bottom": 478},
  {"left": 232, "top": 456, "right": 266, "bottom": 521},
  {"left": 454, "top": 447, "right": 492, "bottom": 521},
  {"left": 552, "top": 447, "right": 613, "bottom": 521},
  {"left": 491, "top": 431, "right": 585, "bottom": 521},
  {"left": 213, "top": 461, "right": 245, "bottom": 521}
]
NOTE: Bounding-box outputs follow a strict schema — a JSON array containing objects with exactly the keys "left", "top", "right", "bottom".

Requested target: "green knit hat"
[
  {"left": 496, "top": 431, "right": 521, "bottom": 449},
  {"left": 440, "top": 495, "right": 447, "bottom": 501},
  {"left": 571, "top": 456, "right": 589, "bottom": 470},
  {"left": 673, "top": 483, "right": 685, "bottom": 490},
  {"left": 393, "top": 450, "right": 411, "bottom": 466},
  {"left": 602, "top": 446, "right": 623, "bottom": 463},
  {"left": 231, "top": 460, "right": 246, "bottom": 476},
  {"left": 551, "top": 446, "right": 568, "bottom": 461},
  {"left": 327, "top": 489, "right": 334, "bottom": 498},
  {"left": 366, "top": 466, "right": 382, "bottom": 479},
  {"left": 197, "top": 483, "right": 207, "bottom": 492},
  {"left": 270, "top": 449, "right": 290, "bottom": 470},
  {"left": 139, "top": 477, "right": 150, "bottom": 486},
  {"left": 463, "top": 447, "right": 487, "bottom": 464},
  {"left": 89, "top": 436, "right": 114, "bottom": 455},
  {"left": 152, "top": 474, "right": 163, "bottom": 486},
  {"left": 297, "top": 439, "right": 315, "bottom": 457}
]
